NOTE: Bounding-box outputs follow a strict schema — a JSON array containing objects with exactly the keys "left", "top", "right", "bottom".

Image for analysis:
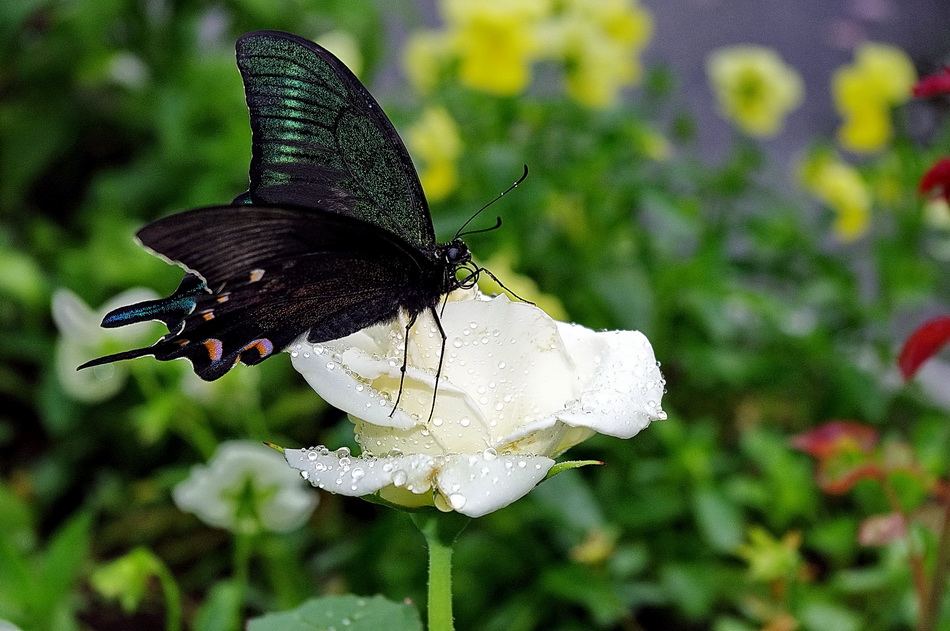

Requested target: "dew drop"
[{"left": 449, "top": 493, "right": 467, "bottom": 509}]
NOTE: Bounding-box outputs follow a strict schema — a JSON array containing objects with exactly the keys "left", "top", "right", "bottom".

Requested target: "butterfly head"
[{"left": 444, "top": 238, "right": 471, "bottom": 267}]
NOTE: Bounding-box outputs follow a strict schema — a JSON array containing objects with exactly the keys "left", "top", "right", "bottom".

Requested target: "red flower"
[
  {"left": 913, "top": 66, "right": 950, "bottom": 98},
  {"left": 790, "top": 421, "right": 878, "bottom": 459},
  {"left": 919, "top": 157, "right": 950, "bottom": 205},
  {"left": 898, "top": 316, "right": 950, "bottom": 380}
]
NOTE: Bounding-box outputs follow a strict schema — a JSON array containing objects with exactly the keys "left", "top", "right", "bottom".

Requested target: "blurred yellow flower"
[
  {"left": 832, "top": 43, "right": 916, "bottom": 153},
  {"left": 406, "top": 106, "right": 462, "bottom": 201},
  {"left": 403, "top": 31, "right": 451, "bottom": 94},
  {"left": 706, "top": 46, "right": 804, "bottom": 137},
  {"left": 799, "top": 151, "right": 872, "bottom": 242},
  {"left": 635, "top": 126, "right": 672, "bottom": 161},
  {"left": 318, "top": 30, "right": 363, "bottom": 78},
  {"left": 442, "top": 0, "right": 550, "bottom": 95},
  {"left": 554, "top": 0, "right": 654, "bottom": 107}
]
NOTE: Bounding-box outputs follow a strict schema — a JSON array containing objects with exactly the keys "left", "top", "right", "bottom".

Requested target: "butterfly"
[{"left": 79, "top": 30, "right": 517, "bottom": 413}]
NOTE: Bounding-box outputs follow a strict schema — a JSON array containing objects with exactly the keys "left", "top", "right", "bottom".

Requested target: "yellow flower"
[
  {"left": 442, "top": 0, "right": 551, "bottom": 95},
  {"left": 635, "top": 126, "right": 672, "bottom": 161},
  {"left": 799, "top": 151, "right": 872, "bottom": 241},
  {"left": 832, "top": 43, "right": 915, "bottom": 153},
  {"left": 406, "top": 106, "right": 462, "bottom": 201},
  {"left": 550, "top": 0, "right": 653, "bottom": 107},
  {"left": 853, "top": 43, "right": 916, "bottom": 102},
  {"left": 318, "top": 30, "right": 363, "bottom": 78},
  {"left": 403, "top": 31, "right": 451, "bottom": 94},
  {"left": 706, "top": 45, "right": 804, "bottom": 137}
]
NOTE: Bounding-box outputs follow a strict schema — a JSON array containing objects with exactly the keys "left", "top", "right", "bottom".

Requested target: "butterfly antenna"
[{"left": 454, "top": 164, "right": 529, "bottom": 240}]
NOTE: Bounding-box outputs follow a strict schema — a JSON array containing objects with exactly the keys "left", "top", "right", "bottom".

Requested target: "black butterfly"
[{"left": 79, "top": 30, "right": 517, "bottom": 412}]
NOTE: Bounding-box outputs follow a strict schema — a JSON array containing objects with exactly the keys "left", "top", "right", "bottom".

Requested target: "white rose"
[
  {"left": 52, "top": 288, "right": 160, "bottom": 402},
  {"left": 173, "top": 440, "right": 319, "bottom": 533},
  {"left": 285, "top": 290, "right": 665, "bottom": 518}
]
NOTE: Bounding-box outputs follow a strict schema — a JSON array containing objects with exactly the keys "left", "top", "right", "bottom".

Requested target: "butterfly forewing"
[{"left": 236, "top": 31, "right": 436, "bottom": 250}]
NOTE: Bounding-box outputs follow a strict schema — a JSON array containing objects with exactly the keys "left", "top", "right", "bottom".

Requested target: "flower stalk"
[
  {"left": 411, "top": 511, "right": 470, "bottom": 631},
  {"left": 919, "top": 493, "right": 950, "bottom": 631}
]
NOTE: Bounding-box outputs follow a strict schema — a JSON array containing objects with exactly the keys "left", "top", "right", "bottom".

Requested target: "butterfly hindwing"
[
  {"left": 81, "top": 207, "right": 432, "bottom": 380},
  {"left": 235, "top": 31, "right": 436, "bottom": 250}
]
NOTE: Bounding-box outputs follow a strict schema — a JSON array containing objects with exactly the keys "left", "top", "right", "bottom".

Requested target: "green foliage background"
[{"left": 2, "top": 1, "right": 950, "bottom": 630}]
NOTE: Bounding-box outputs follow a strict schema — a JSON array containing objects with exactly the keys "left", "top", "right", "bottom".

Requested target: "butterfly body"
[{"left": 79, "top": 30, "right": 477, "bottom": 383}]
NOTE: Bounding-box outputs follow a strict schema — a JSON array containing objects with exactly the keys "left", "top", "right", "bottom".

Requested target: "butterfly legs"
[
  {"left": 426, "top": 304, "right": 448, "bottom": 423},
  {"left": 388, "top": 306, "right": 447, "bottom": 424},
  {"left": 390, "top": 312, "right": 417, "bottom": 417}
]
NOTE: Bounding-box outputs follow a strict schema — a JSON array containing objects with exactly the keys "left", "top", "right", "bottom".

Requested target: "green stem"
[
  {"left": 231, "top": 531, "right": 255, "bottom": 630},
  {"left": 920, "top": 496, "right": 950, "bottom": 631},
  {"left": 152, "top": 557, "right": 183, "bottom": 631},
  {"left": 410, "top": 511, "right": 470, "bottom": 631}
]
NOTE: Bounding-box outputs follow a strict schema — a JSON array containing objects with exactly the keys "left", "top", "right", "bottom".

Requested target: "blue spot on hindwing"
[{"left": 101, "top": 274, "right": 206, "bottom": 331}]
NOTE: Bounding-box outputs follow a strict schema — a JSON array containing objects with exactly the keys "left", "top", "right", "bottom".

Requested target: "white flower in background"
[
  {"left": 173, "top": 440, "right": 318, "bottom": 534},
  {"left": 52, "top": 288, "right": 160, "bottom": 402},
  {"left": 285, "top": 289, "right": 666, "bottom": 518}
]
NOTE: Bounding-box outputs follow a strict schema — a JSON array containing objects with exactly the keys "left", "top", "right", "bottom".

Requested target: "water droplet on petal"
[{"left": 449, "top": 493, "right": 467, "bottom": 509}]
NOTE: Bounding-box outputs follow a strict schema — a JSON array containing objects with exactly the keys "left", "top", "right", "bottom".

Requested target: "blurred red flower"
[
  {"left": 790, "top": 420, "right": 878, "bottom": 458},
  {"left": 919, "top": 157, "right": 950, "bottom": 205},
  {"left": 912, "top": 66, "right": 950, "bottom": 98},
  {"left": 898, "top": 316, "right": 950, "bottom": 380}
]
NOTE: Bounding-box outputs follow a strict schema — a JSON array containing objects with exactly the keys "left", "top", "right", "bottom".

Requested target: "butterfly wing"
[
  {"left": 234, "top": 30, "right": 436, "bottom": 251},
  {"left": 79, "top": 206, "right": 433, "bottom": 380}
]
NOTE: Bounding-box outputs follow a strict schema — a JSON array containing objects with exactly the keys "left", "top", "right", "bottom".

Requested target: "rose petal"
[
  {"left": 433, "top": 453, "right": 554, "bottom": 517},
  {"left": 290, "top": 341, "right": 418, "bottom": 430},
  {"left": 284, "top": 447, "right": 439, "bottom": 496},
  {"left": 285, "top": 447, "right": 554, "bottom": 518},
  {"left": 555, "top": 326, "right": 666, "bottom": 439}
]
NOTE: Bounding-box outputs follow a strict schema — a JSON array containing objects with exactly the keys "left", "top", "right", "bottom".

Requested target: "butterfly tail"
[
  {"left": 77, "top": 346, "right": 157, "bottom": 371},
  {"left": 101, "top": 274, "right": 206, "bottom": 331}
]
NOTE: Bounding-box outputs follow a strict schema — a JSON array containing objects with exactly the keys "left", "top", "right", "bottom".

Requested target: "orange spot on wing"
[{"left": 203, "top": 339, "right": 223, "bottom": 361}]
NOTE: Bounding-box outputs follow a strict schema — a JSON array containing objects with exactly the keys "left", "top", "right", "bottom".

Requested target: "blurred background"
[{"left": 3, "top": 0, "right": 950, "bottom": 629}]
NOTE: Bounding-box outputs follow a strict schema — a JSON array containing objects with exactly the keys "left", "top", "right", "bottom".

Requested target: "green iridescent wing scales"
[{"left": 235, "top": 31, "right": 436, "bottom": 250}]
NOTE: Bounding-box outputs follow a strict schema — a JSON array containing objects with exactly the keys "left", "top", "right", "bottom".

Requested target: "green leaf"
[
  {"left": 247, "top": 595, "right": 422, "bottom": 631},
  {"left": 193, "top": 581, "right": 241, "bottom": 631},
  {"left": 0, "top": 535, "right": 32, "bottom": 621},
  {"left": 36, "top": 511, "right": 93, "bottom": 617},
  {"left": 543, "top": 460, "right": 603, "bottom": 481},
  {"left": 693, "top": 485, "right": 743, "bottom": 552}
]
